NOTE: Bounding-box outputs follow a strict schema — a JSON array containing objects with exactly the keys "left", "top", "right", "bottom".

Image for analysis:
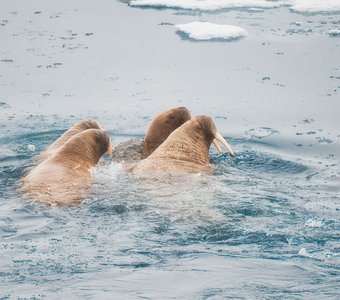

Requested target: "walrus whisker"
[
  {"left": 215, "top": 132, "right": 235, "bottom": 156},
  {"left": 212, "top": 139, "right": 222, "bottom": 154}
]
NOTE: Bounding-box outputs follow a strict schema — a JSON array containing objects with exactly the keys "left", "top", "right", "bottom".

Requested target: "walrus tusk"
[
  {"left": 212, "top": 139, "right": 222, "bottom": 154},
  {"left": 215, "top": 132, "right": 235, "bottom": 156},
  {"left": 108, "top": 142, "right": 113, "bottom": 158}
]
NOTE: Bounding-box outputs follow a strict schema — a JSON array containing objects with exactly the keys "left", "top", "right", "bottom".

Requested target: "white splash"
[
  {"left": 175, "top": 22, "right": 247, "bottom": 41},
  {"left": 290, "top": 0, "right": 340, "bottom": 13},
  {"left": 298, "top": 247, "right": 307, "bottom": 256},
  {"left": 305, "top": 219, "right": 323, "bottom": 228},
  {"left": 27, "top": 144, "right": 36, "bottom": 152},
  {"left": 130, "top": 0, "right": 284, "bottom": 11},
  {"left": 92, "top": 162, "right": 123, "bottom": 182}
]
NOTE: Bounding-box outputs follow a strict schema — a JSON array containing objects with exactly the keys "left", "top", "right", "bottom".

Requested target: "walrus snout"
[
  {"left": 93, "top": 129, "right": 113, "bottom": 158},
  {"left": 191, "top": 115, "right": 235, "bottom": 156}
]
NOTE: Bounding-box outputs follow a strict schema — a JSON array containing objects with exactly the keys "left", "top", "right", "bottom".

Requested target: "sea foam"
[{"left": 175, "top": 22, "right": 247, "bottom": 41}]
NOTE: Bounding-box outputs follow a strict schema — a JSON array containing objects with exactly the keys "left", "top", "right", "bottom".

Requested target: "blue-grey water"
[{"left": 1, "top": 0, "right": 340, "bottom": 299}]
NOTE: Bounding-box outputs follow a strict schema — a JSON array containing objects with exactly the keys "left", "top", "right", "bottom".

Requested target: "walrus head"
[
  {"left": 189, "top": 115, "right": 235, "bottom": 157},
  {"left": 55, "top": 128, "right": 112, "bottom": 167},
  {"left": 143, "top": 106, "right": 191, "bottom": 158},
  {"left": 164, "top": 115, "right": 234, "bottom": 164},
  {"left": 74, "top": 119, "right": 103, "bottom": 131},
  {"left": 133, "top": 115, "right": 234, "bottom": 174},
  {"left": 38, "top": 119, "right": 104, "bottom": 163}
]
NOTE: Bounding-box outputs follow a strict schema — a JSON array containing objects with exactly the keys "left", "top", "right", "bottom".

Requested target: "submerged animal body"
[
  {"left": 22, "top": 129, "right": 112, "bottom": 206},
  {"left": 132, "top": 115, "right": 234, "bottom": 174},
  {"left": 37, "top": 119, "right": 102, "bottom": 162}
]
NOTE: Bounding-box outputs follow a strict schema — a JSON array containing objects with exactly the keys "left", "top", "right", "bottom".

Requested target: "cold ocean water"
[{"left": 0, "top": 0, "right": 339, "bottom": 299}]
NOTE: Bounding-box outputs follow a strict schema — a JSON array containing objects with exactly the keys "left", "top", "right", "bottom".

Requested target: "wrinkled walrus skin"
[
  {"left": 132, "top": 115, "right": 234, "bottom": 174},
  {"left": 37, "top": 119, "right": 102, "bottom": 163},
  {"left": 111, "top": 107, "right": 191, "bottom": 163},
  {"left": 21, "top": 128, "right": 112, "bottom": 206}
]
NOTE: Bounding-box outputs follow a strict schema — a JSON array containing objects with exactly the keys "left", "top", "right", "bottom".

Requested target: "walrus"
[
  {"left": 21, "top": 128, "right": 112, "bottom": 206},
  {"left": 111, "top": 107, "right": 191, "bottom": 163},
  {"left": 37, "top": 119, "right": 102, "bottom": 162},
  {"left": 132, "top": 115, "right": 235, "bottom": 174}
]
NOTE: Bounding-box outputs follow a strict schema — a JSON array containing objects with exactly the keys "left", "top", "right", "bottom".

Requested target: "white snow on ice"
[
  {"left": 130, "top": 0, "right": 284, "bottom": 11},
  {"left": 175, "top": 22, "right": 247, "bottom": 41},
  {"left": 290, "top": 0, "right": 340, "bottom": 13},
  {"left": 130, "top": 0, "right": 340, "bottom": 13}
]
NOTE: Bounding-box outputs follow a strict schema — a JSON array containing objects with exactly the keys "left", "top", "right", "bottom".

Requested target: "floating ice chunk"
[
  {"left": 175, "top": 22, "right": 247, "bottom": 41},
  {"left": 27, "top": 144, "right": 36, "bottom": 152},
  {"left": 298, "top": 247, "right": 307, "bottom": 256},
  {"left": 290, "top": 0, "right": 340, "bottom": 13},
  {"left": 130, "top": 0, "right": 284, "bottom": 11},
  {"left": 328, "top": 29, "right": 340, "bottom": 37}
]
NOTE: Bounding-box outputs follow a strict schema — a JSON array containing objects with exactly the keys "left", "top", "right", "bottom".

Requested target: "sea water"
[{"left": 0, "top": 0, "right": 339, "bottom": 299}]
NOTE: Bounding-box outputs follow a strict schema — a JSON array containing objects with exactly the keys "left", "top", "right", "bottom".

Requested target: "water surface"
[{"left": 0, "top": 0, "right": 339, "bottom": 298}]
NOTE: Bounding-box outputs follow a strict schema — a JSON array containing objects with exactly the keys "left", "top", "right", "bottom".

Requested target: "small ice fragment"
[
  {"left": 262, "top": 76, "right": 271, "bottom": 81},
  {"left": 328, "top": 29, "right": 340, "bottom": 37},
  {"left": 290, "top": 21, "right": 302, "bottom": 26},
  {"left": 27, "top": 144, "right": 36, "bottom": 152},
  {"left": 316, "top": 138, "right": 333, "bottom": 144},
  {"left": 298, "top": 247, "right": 307, "bottom": 256}
]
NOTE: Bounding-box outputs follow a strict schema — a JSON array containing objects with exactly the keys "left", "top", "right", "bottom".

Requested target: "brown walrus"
[
  {"left": 143, "top": 106, "right": 191, "bottom": 158},
  {"left": 132, "top": 115, "right": 235, "bottom": 174},
  {"left": 111, "top": 107, "right": 191, "bottom": 163},
  {"left": 21, "top": 128, "right": 112, "bottom": 206},
  {"left": 37, "top": 119, "right": 102, "bottom": 162}
]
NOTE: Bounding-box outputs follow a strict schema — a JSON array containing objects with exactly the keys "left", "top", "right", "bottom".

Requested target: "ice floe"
[
  {"left": 130, "top": 0, "right": 284, "bottom": 11},
  {"left": 129, "top": 0, "right": 340, "bottom": 14},
  {"left": 175, "top": 21, "right": 247, "bottom": 41},
  {"left": 328, "top": 29, "right": 340, "bottom": 36},
  {"left": 290, "top": 0, "right": 340, "bottom": 13}
]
